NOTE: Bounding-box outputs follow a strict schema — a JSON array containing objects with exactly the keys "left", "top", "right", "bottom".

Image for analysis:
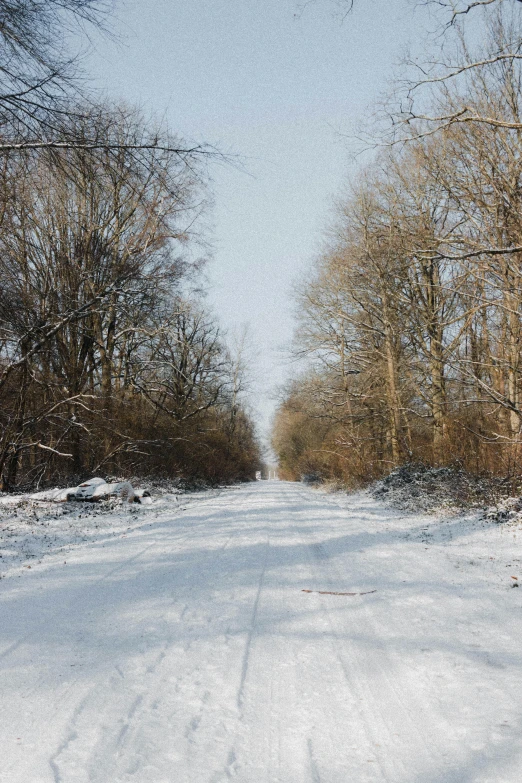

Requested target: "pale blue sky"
[{"left": 85, "top": 0, "right": 430, "bottom": 443}]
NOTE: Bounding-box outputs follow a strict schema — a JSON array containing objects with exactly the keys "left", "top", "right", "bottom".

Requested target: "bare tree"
[
  {"left": 0, "top": 1, "right": 215, "bottom": 161},
  {"left": 0, "top": 104, "right": 214, "bottom": 486},
  {"left": 0, "top": 1, "right": 108, "bottom": 136},
  {"left": 385, "top": 2, "right": 522, "bottom": 142}
]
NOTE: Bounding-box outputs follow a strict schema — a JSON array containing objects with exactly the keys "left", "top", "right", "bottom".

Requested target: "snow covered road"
[{"left": 2, "top": 481, "right": 522, "bottom": 782}]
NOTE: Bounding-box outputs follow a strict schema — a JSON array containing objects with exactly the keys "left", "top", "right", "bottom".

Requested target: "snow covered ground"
[
  {"left": 0, "top": 486, "right": 221, "bottom": 577},
  {"left": 1, "top": 481, "right": 522, "bottom": 782}
]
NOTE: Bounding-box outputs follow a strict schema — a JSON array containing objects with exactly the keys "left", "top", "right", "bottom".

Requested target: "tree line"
[
  {"left": 0, "top": 2, "right": 261, "bottom": 490},
  {"left": 273, "top": 2, "right": 522, "bottom": 486}
]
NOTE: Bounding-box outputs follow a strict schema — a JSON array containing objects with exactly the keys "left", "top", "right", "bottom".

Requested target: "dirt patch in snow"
[{"left": 372, "top": 463, "right": 513, "bottom": 516}]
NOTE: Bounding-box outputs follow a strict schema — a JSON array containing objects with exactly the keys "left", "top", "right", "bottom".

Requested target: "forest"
[
  {"left": 273, "top": 1, "right": 522, "bottom": 488},
  {"left": 0, "top": 1, "right": 261, "bottom": 490}
]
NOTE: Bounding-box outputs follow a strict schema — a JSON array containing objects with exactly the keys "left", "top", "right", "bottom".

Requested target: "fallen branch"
[{"left": 301, "top": 589, "right": 377, "bottom": 596}]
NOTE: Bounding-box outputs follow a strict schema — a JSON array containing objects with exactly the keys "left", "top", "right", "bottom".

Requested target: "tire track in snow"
[
  {"left": 296, "top": 507, "right": 445, "bottom": 782},
  {"left": 307, "top": 738, "right": 322, "bottom": 783},
  {"left": 221, "top": 482, "right": 394, "bottom": 782},
  {"left": 236, "top": 534, "right": 270, "bottom": 709},
  {"left": 295, "top": 528, "right": 392, "bottom": 782},
  {"left": 1, "top": 537, "right": 171, "bottom": 783},
  {"left": 2, "top": 487, "right": 253, "bottom": 783},
  {"left": 47, "top": 643, "right": 170, "bottom": 782},
  {"left": 55, "top": 499, "right": 251, "bottom": 783}
]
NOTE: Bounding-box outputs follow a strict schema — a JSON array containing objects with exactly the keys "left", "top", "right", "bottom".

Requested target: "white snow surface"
[{"left": 1, "top": 480, "right": 522, "bottom": 782}]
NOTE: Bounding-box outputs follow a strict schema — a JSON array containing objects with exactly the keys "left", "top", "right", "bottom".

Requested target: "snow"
[
  {"left": 0, "top": 478, "right": 151, "bottom": 510},
  {"left": 1, "top": 481, "right": 522, "bottom": 781},
  {"left": 0, "top": 486, "right": 216, "bottom": 575},
  {"left": 72, "top": 478, "right": 136, "bottom": 503}
]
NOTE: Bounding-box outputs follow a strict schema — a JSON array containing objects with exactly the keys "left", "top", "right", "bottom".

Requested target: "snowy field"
[{"left": 1, "top": 480, "right": 522, "bottom": 782}]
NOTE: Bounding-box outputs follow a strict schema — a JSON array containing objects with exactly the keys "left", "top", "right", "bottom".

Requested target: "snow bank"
[
  {"left": 372, "top": 463, "right": 502, "bottom": 514},
  {"left": 0, "top": 477, "right": 153, "bottom": 507}
]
